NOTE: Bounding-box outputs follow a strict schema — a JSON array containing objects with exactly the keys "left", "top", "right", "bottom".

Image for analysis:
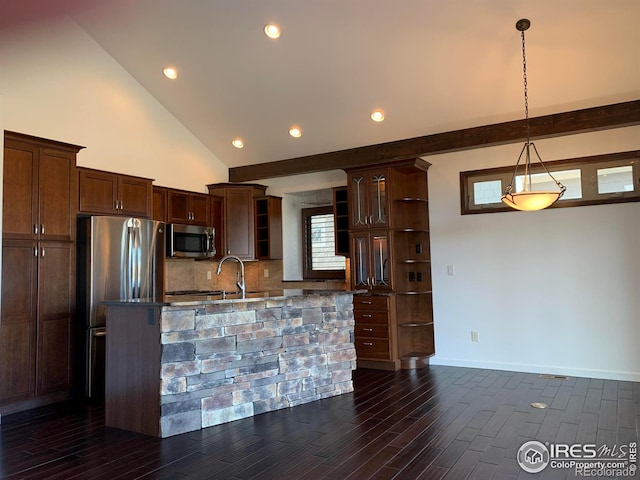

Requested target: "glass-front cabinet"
[
  {"left": 351, "top": 230, "right": 391, "bottom": 291},
  {"left": 348, "top": 169, "right": 388, "bottom": 230}
]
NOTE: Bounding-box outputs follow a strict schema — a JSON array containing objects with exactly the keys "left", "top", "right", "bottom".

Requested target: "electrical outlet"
[
  {"left": 408, "top": 271, "right": 416, "bottom": 282},
  {"left": 263, "top": 268, "right": 269, "bottom": 278},
  {"left": 415, "top": 244, "right": 422, "bottom": 254},
  {"left": 471, "top": 331, "right": 479, "bottom": 342},
  {"left": 447, "top": 265, "right": 455, "bottom": 276},
  {"left": 416, "top": 272, "right": 423, "bottom": 282},
  {"left": 207, "top": 271, "right": 212, "bottom": 280}
]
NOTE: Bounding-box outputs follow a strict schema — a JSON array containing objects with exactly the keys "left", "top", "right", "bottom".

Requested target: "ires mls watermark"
[{"left": 517, "top": 440, "right": 637, "bottom": 476}]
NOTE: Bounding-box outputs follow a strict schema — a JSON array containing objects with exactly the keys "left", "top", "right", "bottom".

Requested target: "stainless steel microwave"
[{"left": 166, "top": 224, "right": 216, "bottom": 258}]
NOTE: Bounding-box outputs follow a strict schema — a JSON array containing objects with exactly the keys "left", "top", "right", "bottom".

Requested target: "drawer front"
[
  {"left": 354, "top": 323, "right": 388, "bottom": 339},
  {"left": 354, "top": 310, "right": 389, "bottom": 325},
  {"left": 353, "top": 296, "right": 389, "bottom": 310},
  {"left": 354, "top": 337, "right": 390, "bottom": 360}
]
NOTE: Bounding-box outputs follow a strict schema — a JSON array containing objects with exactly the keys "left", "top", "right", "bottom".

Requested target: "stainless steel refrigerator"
[{"left": 76, "top": 216, "right": 165, "bottom": 398}]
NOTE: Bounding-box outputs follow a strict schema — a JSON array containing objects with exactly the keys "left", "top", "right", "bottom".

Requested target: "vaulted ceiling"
[{"left": 3, "top": 0, "right": 640, "bottom": 170}]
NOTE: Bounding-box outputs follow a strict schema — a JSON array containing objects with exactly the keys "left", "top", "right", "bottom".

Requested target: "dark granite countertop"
[{"left": 104, "top": 289, "right": 358, "bottom": 307}]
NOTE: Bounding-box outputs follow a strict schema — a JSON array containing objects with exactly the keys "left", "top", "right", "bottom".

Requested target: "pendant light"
[{"left": 501, "top": 19, "right": 566, "bottom": 211}]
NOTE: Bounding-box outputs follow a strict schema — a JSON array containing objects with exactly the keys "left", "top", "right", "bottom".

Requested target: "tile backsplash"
[{"left": 165, "top": 258, "right": 348, "bottom": 293}]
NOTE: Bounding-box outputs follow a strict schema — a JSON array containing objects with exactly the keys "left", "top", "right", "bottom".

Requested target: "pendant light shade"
[{"left": 501, "top": 19, "right": 565, "bottom": 212}]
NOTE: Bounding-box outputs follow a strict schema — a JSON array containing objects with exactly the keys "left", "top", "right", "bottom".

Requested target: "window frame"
[
  {"left": 460, "top": 150, "right": 640, "bottom": 214},
  {"left": 302, "top": 206, "right": 346, "bottom": 280}
]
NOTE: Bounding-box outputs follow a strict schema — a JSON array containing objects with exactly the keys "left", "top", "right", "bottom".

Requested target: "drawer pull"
[
  {"left": 361, "top": 301, "right": 372, "bottom": 305},
  {"left": 362, "top": 314, "right": 372, "bottom": 318},
  {"left": 363, "top": 342, "right": 373, "bottom": 346},
  {"left": 363, "top": 328, "right": 373, "bottom": 332}
]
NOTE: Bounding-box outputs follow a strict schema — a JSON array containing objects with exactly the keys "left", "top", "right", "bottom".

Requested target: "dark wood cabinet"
[
  {"left": 348, "top": 168, "right": 389, "bottom": 230},
  {"left": 152, "top": 186, "right": 168, "bottom": 222},
  {"left": 0, "top": 239, "right": 37, "bottom": 404},
  {"left": 333, "top": 186, "right": 350, "bottom": 256},
  {"left": 346, "top": 159, "right": 434, "bottom": 370},
  {"left": 254, "top": 196, "right": 282, "bottom": 260},
  {"left": 167, "top": 189, "right": 211, "bottom": 226},
  {"left": 207, "top": 183, "right": 268, "bottom": 259},
  {"left": 3, "top": 133, "right": 79, "bottom": 242},
  {"left": 78, "top": 168, "right": 153, "bottom": 218},
  {"left": 352, "top": 294, "right": 398, "bottom": 370},
  {"left": 1, "top": 131, "right": 81, "bottom": 413}
]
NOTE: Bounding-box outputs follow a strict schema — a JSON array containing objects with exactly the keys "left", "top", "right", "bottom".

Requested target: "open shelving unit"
[{"left": 347, "top": 158, "right": 434, "bottom": 370}]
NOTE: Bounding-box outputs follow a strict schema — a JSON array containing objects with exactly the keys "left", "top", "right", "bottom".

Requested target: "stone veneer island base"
[{"left": 105, "top": 291, "right": 356, "bottom": 438}]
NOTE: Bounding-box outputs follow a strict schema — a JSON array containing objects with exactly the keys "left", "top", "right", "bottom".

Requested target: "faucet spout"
[{"left": 216, "top": 255, "right": 246, "bottom": 299}]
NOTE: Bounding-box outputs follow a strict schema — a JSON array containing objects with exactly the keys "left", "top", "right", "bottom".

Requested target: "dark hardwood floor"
[{"left": 1, "top": 365, "right": 638, "bottom": 479}]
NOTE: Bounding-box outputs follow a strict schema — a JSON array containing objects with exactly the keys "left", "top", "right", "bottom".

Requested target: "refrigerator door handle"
[{"left": 133, "top": 225, "right": 142, "bottom": 299}]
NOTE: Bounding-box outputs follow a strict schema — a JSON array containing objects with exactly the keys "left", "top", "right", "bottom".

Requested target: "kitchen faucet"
[{"left": 216, "top": 255, "right": 246, "bottom": 299}]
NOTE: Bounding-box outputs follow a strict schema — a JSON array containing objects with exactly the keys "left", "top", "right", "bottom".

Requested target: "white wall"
[
  {"left": 0, "top": 17, "right": 227, "bottom": 192},
  {"left": 428, "top": 125, "right": 640, "bottom": 381}
]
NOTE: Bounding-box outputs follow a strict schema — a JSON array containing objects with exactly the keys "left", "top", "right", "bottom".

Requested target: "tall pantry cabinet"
[
  {"left": 346, "top": 159, "right": 434, "bottom": 370},
  {"left": 0, "top": 131, "right": 83, "bottom": 414}
]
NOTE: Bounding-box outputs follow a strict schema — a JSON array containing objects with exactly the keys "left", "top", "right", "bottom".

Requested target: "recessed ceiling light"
[
  {"left": 289, "top": 126, "right": 302, "bottom": 138},
  {"left": 264, "top": 24, "right": 281, "bottom": 39},
  {"left": 163, "top": 66, "right": 178, "bottom": 79},
  {"left": 371, "top": 110, "right": 385, "bottom": 122},
  {"left": 231, "top": 138, "right": 244, "bottom": 149}
]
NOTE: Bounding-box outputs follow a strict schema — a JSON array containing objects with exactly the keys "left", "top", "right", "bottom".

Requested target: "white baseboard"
[{"left": 429, "top": 356, "right": 640, "bottom": 382}]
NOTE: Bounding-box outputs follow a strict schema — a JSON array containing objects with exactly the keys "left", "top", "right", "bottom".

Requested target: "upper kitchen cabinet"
[
  {"left": 3, "top": 131, "right": 83, "bottom": 242},
  {"left": 167, "top": 189, "right": 211, "bottom": 227},
  {"left": 78, "top": 168, "right": 153, "bottom": 218},
  {"left": 152, "top": 186, "right": 168, "bottom": 222},
  {"left": 207, "top": 183, "right": 268, "bottom": 260},
  {"left": 254, "top": 196, "right": 282, "bottom": 260},
  {"left": 347, "top": 167, "right": 389, "bottom": 230},
  {"left": 332, "top": 186, "right": 350, "bottom": 256}
]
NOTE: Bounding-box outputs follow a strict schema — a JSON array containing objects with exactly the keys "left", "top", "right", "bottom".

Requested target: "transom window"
[{"left": 460, "top": 150, "right": 640, "bottom": 214}]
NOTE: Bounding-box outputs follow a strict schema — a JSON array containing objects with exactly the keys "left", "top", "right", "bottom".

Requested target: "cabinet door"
[
  {"left": 189, "top": 194, "right": 211, "bottom": 226},
  {"left": 39, "top": 149, "right": 75, "bottom": 241},
  {"left": 79, "top": 169, "right": 118, "bottom": 215},
  {"left": 350, "top": 231, "right": 392, "bottom": 291},
  {"left": 224, "top": 189, "right": 254, "bottom": 258},
  {"left": 351, "top": 233, "right": 370, "bottom": 289},
  {"left": 348, "top": 174, "right": 369, "bottom": 230},
  {"left": 369, "top": 172, "right": 388, "bottom": 228},
  {"left": 167, "top": 190, "right": 189, "bottom": 223},
  {"left": 152, "top": 187, "right": 168, "bottom": 222},
  {"left": 3, "top": 140, "right": 38, "bottom": 239},
  {"left": 118, "top": 176, "right": 152, "bottom": 218},
  {"left": 0, "top": 240, "right": 37, "bottom": 404},
  {"left": 348, "top": 169, "right": 388, "bottom": 230},
  {"left": 36, "top": 242, "right": 72, "bottom": 395}
]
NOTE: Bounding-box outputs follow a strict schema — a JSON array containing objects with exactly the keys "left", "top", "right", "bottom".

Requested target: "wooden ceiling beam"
[{"left": 228, "top": 100, "right": 640, "bottom": 182}]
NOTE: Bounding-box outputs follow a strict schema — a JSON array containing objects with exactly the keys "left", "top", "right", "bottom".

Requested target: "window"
[
  {"left": 460, "top": 150, "right": 640, "bottom": 214},
  {"left": 302, "top": 206, "right": 346, "bottom": 280}
]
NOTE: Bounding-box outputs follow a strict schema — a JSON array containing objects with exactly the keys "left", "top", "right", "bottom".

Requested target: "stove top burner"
[{"left": 165, "top": 290, "right": 224, "bottom": 296}]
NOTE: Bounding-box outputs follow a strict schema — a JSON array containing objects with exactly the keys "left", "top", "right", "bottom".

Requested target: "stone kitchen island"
[{"left": 104, "top": 290, "right": 356, "bottom": 437}]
